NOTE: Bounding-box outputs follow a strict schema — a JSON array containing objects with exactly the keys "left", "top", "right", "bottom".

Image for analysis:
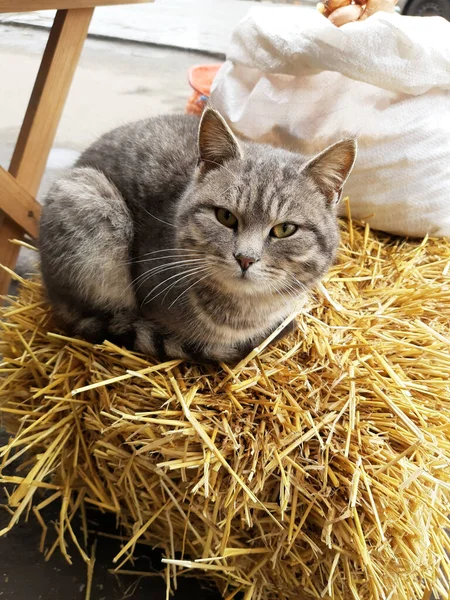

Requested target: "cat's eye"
[
  {"left": 270, "top": 223, "right": 297, "bottom": 239},
  {"left": 216, "top": 208, "right": 238, "bottom": 229}
]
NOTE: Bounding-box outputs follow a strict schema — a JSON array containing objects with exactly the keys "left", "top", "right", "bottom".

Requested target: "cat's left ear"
[
  {"left": 197, "top": 108, "right": 243, "bottom": 175},
  {"left": 303, "top": 139, "right": 357, "bottom": 205}
]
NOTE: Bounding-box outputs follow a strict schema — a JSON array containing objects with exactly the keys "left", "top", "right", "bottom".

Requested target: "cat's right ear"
[
  {"left": 197, "top": 108, "right": 242, "bottom": 176},
  {"left": 303, "top": 139, "right": 357, "bottom": 205}
]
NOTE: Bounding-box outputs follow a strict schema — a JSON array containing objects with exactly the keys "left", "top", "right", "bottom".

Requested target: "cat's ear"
[
  {"left": 303, "top": 139, "right": 357, "bottom": 205},
  {"left": 197, "top": 108, "right": 242, "bottom": 175}
]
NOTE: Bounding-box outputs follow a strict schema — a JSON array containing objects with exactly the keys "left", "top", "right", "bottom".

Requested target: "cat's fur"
[{"left": 39, "top": 109, "right": 356, "bottom": 363}]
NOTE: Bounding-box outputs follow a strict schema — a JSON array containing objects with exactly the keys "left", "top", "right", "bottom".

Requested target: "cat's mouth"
[
  {"left": 206, "top": 260, "right": 271, "bottom": 295},
  {"left": 208, "top": 268, "right": 260, "bottom": 294},
  {"left": 234, "top": 268, "right": 255, "bottom": 283},
  {"left": 232, "top": 269, "right": 268, "bottom": 293}
]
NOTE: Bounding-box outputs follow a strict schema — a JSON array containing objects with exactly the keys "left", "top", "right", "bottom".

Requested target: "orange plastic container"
[{"left": 186, "top": 64, "right": 223, "bottom": 116}]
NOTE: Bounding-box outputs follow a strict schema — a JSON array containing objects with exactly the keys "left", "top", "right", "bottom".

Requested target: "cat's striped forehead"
[{"left": 218, "top": 149, "right": 329, "bottom": 225}]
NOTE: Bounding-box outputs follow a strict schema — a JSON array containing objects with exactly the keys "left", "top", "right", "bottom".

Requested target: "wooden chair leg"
[{"left": 0, "top": 7, "right": 94, "bottom": 295}]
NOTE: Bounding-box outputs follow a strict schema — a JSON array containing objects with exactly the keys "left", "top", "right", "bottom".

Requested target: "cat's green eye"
[
  {"left": 216, "top": 208, "right": 238, "bottom": 229},
  {"left": 270, "top": 223, "right": 297, "bottom": 239}
]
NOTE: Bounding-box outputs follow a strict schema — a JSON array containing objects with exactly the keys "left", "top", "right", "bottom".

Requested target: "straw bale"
[{"left": 1, "top": 217, "right": 450, "bottom": 600}]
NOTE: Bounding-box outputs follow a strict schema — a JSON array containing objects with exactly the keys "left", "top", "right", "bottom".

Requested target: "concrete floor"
[
  {"left": 0, "top": 24, "right": 219, "bottom": 600},
  {"left": 0, "top": 0, "right": 275, "bottom": 56},
  {"left": 0, "top": 23, "right": 217, "bottom": 157}
]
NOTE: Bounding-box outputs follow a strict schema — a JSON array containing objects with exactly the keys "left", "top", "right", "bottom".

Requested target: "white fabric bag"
[{"left": 210, "top": 8, "right": 450, "bottom": 238}]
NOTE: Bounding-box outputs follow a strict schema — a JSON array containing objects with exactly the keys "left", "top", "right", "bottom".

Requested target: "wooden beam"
[
  {"left": 9, "top": 8, "right": 94, "bottom": 196},
  {"left": 0, "top": 218, "right": 24, "bottom": 295},
  {"left": 0, "top": 0, "right": 151, "bottom": 12},
  {"left": 0, "top": 168, "right": 41, "bottom": 239},
  {"left": 0, "top": 8, "right": 93, "bottom": 295}
]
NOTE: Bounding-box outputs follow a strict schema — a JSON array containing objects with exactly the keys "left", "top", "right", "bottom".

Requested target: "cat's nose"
[{"left": 234, "top": 254, "right": 257, "bottom": 272}]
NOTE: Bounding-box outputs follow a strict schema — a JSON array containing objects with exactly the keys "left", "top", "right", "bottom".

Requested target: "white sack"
[{"left": 210, "top": 9, "right": 450, "bottom": 238}]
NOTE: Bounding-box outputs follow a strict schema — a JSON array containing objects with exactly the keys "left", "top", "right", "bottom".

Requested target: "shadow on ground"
[{"left": 0, "top": 431, "right": 221, "bottom": 600}]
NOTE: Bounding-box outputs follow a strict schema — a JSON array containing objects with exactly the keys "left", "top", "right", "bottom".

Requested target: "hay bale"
[{"left": 1, "top": 219, "right": 450, "bottom": 600}]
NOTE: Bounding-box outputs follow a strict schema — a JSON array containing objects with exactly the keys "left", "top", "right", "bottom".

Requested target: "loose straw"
[{"left": 1, "top": 220, "right": 450, "bottom": 600}]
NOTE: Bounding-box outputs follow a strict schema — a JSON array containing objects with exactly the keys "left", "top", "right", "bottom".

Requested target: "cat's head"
[{"left": 176, "top": 108, "right": 356, "bottom": 299}]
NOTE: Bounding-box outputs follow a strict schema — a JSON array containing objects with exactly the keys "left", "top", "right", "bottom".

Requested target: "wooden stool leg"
[
  {"left": 0, "top": 7, "right": 94, "bottom": 295},
  {"left": 0, "top": 219, "right": 24, "bottom": 295}
]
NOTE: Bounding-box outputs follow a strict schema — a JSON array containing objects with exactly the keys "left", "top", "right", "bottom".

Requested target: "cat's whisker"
[
  {"left": 217, "top": 183, "right": 238, "bottom": 199},
  {"left": 131, "top": 259, "right": 209, "bottom": 293},
  {"left": 266, "top": 280, "right": 282, "bottom": 296},
  {"left": 131, "top": 258, "right": 207, "bottom": 280},
  {"left": 130, "top": 255, "right": 205, "bottom": 266},
  {"left": 134, "top": 257, "right": 207, "bottom": 273},
  {"left": 160, "top": 266, "right": 213, "bottom": 305},
  {"left": 118, "top": 250, "right": 205, "bottom": 269},
  {"left": 278, "top": 279, "right": 301, "bottom": 302},
  {"left": 168, "top": 270, "right": 213, "bottom": 309},
  {"left": 269, "top": 280, "right": 296, "bottom": 304},
  {"left": 141, "top": 266, "right": 211, "bottom": 307},
  {"left": 132, "top": 261, "right": 208, "bottom": 296},
  {"left": 289, "top": 275, "right": 309, "bottom": 294},
  {"left": 128, "top": 247, "right": 204, "bottom": 262},
  {"left": 142, "top": 207, "right": 175, "bottom": 228},
  {"left": 201, "top": 159, "right": 239, "bottom": 182},
  {"left": 126, "top": 260, "right": 193, "bottom": 292},
  {"left": 287, "top": 280, "right": 303, "bottom": 296},
  {"left": 157, "top": 264, "right": 211, "bottom": 304},
  {"left": 151, "top": 267, "right": 212, "bottom": 307},
  {"left": 141, "top": 269, "right": 198, "bottom": 306},
  {"left": 140, "top": 247, "right": 201, "bottom": 254},
  {"left": 161, "top": 278, "right": 180, "bottom": 304}
]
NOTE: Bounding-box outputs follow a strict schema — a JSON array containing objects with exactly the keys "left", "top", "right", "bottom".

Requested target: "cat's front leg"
[
  {"left": 201, "top": 319, "right": 298, "bottom": 364},
  {"left": 134, "top": 321, "right": 186, "bottom": 362},
  {"left": 135, "top": 322, "right": 214, "bottom": 363},
  {"left": 134, "top": 321, "right": 223, "bottom": 363},
  {"left": 135, "top": 319, "right": 297, "bottom": 365}
]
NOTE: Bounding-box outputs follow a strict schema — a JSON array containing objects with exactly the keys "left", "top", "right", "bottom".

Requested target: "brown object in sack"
[
  {"left": 328, "top": 3, "right": 363, "bottom": 25},
  {"left": 360, "top": 0, "right": 398, "bottom": 19},
  {"left": 316, "top": 2, "right": 329, "bottom": 15},
  {"left": 323, "top": 0, "right": 352, "bottom": 12},
  {"left": 317, "top": 0, "right": 398, "bottom": 26}
]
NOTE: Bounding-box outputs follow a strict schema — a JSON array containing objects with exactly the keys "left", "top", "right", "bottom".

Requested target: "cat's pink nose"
[{"left": 235, "top": 254, "right": 256, "bottom": 272}]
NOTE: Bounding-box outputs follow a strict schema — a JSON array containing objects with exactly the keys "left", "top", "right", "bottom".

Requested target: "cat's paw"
[
  {"left": 205, "top": 322, "right": 298, "bottom": 365},
  {"left": 193, "top": 343, "right": 244, "bottom": 365}
]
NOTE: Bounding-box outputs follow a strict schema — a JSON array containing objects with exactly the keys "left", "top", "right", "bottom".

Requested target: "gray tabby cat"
[{"left": 39, "top": 108, "right": 356, "bottom": 363}]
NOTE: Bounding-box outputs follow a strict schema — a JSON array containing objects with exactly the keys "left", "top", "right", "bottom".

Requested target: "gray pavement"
[{"left": 0, "top": 0, "right": 306, "bottom": 57}]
